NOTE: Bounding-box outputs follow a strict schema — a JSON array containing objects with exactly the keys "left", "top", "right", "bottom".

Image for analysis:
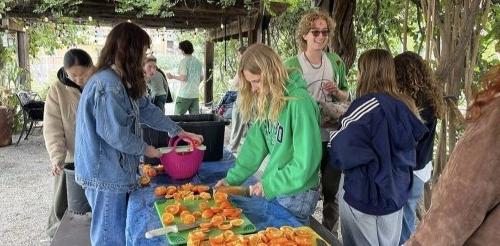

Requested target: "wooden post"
[
  {"left": 238, "top": 16, "right": 243, "bottom": 47},
  {"left": 204, "top": 41, "right": 214, "bottom": 106},
  {"left": 17, "top": 31, "right": 29, "bottom": 87}
]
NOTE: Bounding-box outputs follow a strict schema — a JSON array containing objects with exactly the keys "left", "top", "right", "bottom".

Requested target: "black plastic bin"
[
  {"left": 142, "top": 114, "right": 228, "bottom": 163},
  {"left": 64, "top": 163, "right": 91, "bottom": 214}
]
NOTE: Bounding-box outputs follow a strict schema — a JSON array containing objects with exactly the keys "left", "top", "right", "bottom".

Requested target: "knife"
[
  {"left": 145, "top": 222, "right": 201, "bottom": 239},
  {"left": 214, "top": 185, "right": 251, "bottom": 197}
]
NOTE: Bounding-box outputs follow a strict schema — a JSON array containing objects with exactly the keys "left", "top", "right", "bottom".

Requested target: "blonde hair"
[
  {"left": 238, "top": 44, "right": 289, "bottom": 123},
  {"left": 296, "top": 10, "right": 336, "bottom": 52},
  {"left": 357, "top": 49, "right": 420, "bottom": 117}
]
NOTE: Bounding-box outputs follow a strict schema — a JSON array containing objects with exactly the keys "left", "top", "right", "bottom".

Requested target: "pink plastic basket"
[{"left": 160, "top": 137, "right": 205, "bottom": 179}]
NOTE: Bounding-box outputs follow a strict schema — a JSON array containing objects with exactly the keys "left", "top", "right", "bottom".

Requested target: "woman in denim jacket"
[{"left": 74, "top": 22, "right": 202, "bottom": 246}]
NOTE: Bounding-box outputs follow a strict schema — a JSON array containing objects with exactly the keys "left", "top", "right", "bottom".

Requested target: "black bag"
[{"left": 157, "top": 69, "right": 173, "bottom": 103}]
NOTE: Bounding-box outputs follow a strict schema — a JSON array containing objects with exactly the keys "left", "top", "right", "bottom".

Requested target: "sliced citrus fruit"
[
  {"left": 218, "top": 221, "right": 232, "bottom": 230},
  {"left": 230, "top": 219, "right": 244, "bottom": 227},
  {"left": 162, "top": 212, "right": 174, "bottom": 225},
  {"left": 165, "top": 204, "right": 181, "bottom": 215}
]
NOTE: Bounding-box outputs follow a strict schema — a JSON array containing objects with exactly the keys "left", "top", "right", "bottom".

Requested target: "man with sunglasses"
[{"left": 285, "top": 10, "right": 349, "bottom": 236}]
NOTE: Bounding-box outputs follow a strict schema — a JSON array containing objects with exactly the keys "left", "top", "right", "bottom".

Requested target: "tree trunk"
[
  {"left": 403, "top": 0, "right": 410, "bottom": 51},
  {"left": 418, "top": 0, "right": 490, "bottom": 212},
  {"left": 331, "top": 0, "right": 357, "bottom": 71}
]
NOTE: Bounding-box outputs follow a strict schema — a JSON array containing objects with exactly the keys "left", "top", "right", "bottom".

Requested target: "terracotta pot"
[{"left": 0, "top": 106, "right": 13, "bottom": 147}]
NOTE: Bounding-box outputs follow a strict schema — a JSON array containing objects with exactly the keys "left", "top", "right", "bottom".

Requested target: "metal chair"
[{"left": 15, "top": 91, "right": 44, "bottom": 145}]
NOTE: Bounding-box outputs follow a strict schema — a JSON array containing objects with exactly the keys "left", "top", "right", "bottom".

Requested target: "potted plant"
[{"left": 0, "top": 87, "right": 16, "bottom": 146}]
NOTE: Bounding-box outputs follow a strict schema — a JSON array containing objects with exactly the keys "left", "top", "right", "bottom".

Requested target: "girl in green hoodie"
[{"left": 215, "top": 44, "right": 322, "bottom": 224}]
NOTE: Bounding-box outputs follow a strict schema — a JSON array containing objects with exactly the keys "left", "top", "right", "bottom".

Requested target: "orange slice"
[
  {"left": 230, "top": 219, "right": 244, "bottom": 227},
  {"left": 210, "top": 215, "right": 225, "bottom": 226},
  {"left": 199, "top": 192, "right": 212, "bottom": 200},
  {"left": 162, "top": 212, "right": 174, "bottom": 225},
  {"left": 181, "top": 214, "right": 196, "bottom": 225},
  {"left": 192, "top": 211, "right": 201, "bottom": 218},
  {"left": 214, "top": 191, "right": 228, "bottom": 201},
  {"left": 201, "top": 209, "right": 214, "bottom": 219},
  {"left": 294, "top": 236, "right": 313, "bottom": 246},
  {"left": 200, "top": 222, "right": 212, "bottom": 229},
  {"left": 165, "top": 204, "right": 181, "bottom": 215},
  {"left": 217, "top": 221, "right": 232, "bottom": 230}
]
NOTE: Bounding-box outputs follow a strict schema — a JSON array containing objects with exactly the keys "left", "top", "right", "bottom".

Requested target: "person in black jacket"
[
  {"left": 328, "top": 49, "right": 427, "bottom": 246},
  {"left": 394, "top": 51, "right": 445, "bottom": 244}
]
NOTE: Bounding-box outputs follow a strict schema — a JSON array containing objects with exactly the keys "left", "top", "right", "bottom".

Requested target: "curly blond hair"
[
  {"left": 296, "top": 10, "right": 336, "bottom": 52},
  {"left": 237, "top": 44, "right": 289, "bottom": 123}
]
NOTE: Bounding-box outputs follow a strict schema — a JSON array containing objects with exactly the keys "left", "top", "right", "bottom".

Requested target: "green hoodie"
[{"left": 225, "top": 71, "right": 322, "bottom": 199}]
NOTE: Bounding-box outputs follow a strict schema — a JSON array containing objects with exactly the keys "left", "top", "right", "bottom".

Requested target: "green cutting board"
[{"left": 154, "top": 199, "right": 257, "bottom": 245}]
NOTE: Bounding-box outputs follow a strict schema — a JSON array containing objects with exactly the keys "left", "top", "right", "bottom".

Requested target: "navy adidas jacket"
[{"left": 328, "top": 93, "right": 428, "bottom": 215}]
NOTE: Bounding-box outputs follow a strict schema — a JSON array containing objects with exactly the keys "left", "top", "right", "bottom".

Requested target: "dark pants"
[
  {"left": 321, "top": 141, "right": 342, "bottom": 233},
  {"left": 153, "top": 95, "right": 167, "bottom": 113}
]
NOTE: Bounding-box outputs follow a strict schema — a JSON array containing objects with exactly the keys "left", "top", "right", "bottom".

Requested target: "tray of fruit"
[{"left": 153, "top": 188, "right": 256, "bottom": 245}]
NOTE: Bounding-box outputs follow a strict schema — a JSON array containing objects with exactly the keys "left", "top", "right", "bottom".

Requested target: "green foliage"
[
  {"left": 475, "top": 4, "right": 500, "bottom": 86},
  {"left": 27, "top": 17, "right": 89, "bottom": 58},
  {"left": 269, "top": 0, "right": 312, "bottom": 60},
  {"left": 115, "top": 0, "right": 178, "bottom": 17},
  {"left": 34, "top": 0, "right": 81, "bottom": 17}
]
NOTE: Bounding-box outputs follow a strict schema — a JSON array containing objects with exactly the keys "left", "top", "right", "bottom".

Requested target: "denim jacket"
[{"left": 75, "top": 68, "right": 182, "bottom": 192}]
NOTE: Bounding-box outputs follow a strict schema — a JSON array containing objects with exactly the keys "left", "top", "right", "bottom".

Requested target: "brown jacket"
[
  {"left": 406, "top": 95, "right": 500, "bottom": 246},
  {"left": 43, "top": 80, "right": 81, "bottom": 167}
]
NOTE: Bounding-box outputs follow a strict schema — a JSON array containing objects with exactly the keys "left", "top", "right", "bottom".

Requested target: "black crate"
[{"left": 142, "top": 114, "right": 228, "bottom": 163}]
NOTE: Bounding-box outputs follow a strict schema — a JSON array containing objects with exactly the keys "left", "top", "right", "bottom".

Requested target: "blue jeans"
[
  {"left": 85, "top": 188, "right": 128, "bottom": 246},
  {"left": 400, "top": 175, "right": 425, "bottom": 244},
  {"left": 273, "top": 188, "right": 320, "bottom": 225}
]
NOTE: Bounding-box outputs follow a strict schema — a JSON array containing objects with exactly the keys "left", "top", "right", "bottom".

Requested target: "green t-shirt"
[{"left": 177, "top": 56, "right": 203, "bottom": 99}]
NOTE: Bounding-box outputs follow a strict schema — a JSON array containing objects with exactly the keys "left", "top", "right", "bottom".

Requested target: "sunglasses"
[{"left": 309, "top": 29, "right": 330, "bottom": 37}]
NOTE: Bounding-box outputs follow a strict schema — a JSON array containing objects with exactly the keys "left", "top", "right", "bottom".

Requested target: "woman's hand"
[
  {"left": 322, "top": 80, "right": 338, "bottom": 95},
  {"left": 249, "top": 182, "right": 265, "bottom": 197},
  {"left": 214, "top": 179, "right": 229, "bottom": 188},
  {"left": 144, "top": 145, "right": 162, "bottom": 158},
  {"left": 51, "top": 163, "right": 64, "bottom": 176},
  {"left": 177, "top": 131, "right": 204, "bottom": 145}
]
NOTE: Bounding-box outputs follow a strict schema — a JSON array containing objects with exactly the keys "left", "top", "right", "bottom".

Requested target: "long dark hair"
[
  {"left": 394, "top": 51, "right": 445, "bottom": 118},
  {"left": 95, "top": 22, "right": 151, "bottom": 99},
  {"left": 63, "top": 48, "right": 93, "bottom": 68}
]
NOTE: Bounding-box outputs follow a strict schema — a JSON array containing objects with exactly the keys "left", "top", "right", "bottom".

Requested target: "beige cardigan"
[
  {"left": 43, "top": 81, "right": 81, "bottom": 167},
  {"left": 406, "top": 96, "right": 500, "bottom": 246}
]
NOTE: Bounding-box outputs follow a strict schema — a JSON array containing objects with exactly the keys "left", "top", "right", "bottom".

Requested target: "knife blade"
[
  {"left": 145, "top": 221, "right": 201, "bottom": 239},
  {"left": 214, "top": 185, "right": 251, "bottom": 197}
]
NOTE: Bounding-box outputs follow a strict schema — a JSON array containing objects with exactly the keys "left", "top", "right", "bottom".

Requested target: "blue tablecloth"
[{"left": 126, "top": 152, "right": 302, "bottom": 245}]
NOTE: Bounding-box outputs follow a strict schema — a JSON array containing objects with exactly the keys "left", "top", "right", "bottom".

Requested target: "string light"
[
  {"left": 127, "top": 19, "right": 132, "bottom": 23},
  {"left": 221, "top": 23, "right": 224, "bottom": 29},
  {"left": 88, "top": 16, "right": 93, "bottom": 22},
  {"left": 44, "top": 17, "right": 49, "bottom": 22}
]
